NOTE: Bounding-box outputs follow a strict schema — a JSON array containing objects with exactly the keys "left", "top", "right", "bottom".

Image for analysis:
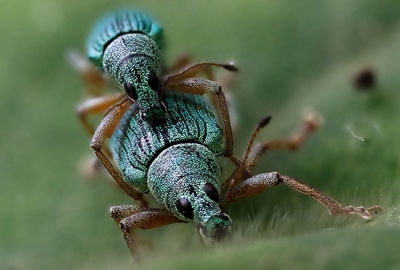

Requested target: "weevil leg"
[
  {"left": 77, "top": 93, "right": 125, "bottom": 136},
  {"left": 110, "top": 205, "right": 146, "bottom": 223},
  {"left": 77, "top": 94, "right": 126, "bottom": 179},
  {"left": 118, "top": 208, "right": 183, "bottom": 260},
  {"left": 246, "top": 112, "right": 322, "bottom": 172},
  {"left": 164, "top": 62, "right": 238, "bottom": 82},
  {"left": 165, "top": 59, "right": 238, "bottom": 138},
  {"left": 222, "top": 112, "right": 322, "bottom": 197},
  {"left": 110, "top": 205, "right": 154, "bottom": 251},
  {"left": 164, "top": 77, "right": 234, "bottom": 157},
  {"left": 90, "top": 97, "right": 147, "bottom": 205},
  {"left": 67, "top": 49, "right": 109, "bottom": 96},
  {"left": 222, "top": 172, "right": 382, "bottom": 220},
  {"left": 212, "top": 70, "right": 239, "bottom": 134},
  {"left": 70, "top": 51, "right": 128, "bottom": 178},
  {"left": 70, "top": 49, "right": 126, "bottom": 139}
]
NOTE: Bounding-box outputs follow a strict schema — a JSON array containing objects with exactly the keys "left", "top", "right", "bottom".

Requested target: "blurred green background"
[{"left": 1, "top": 0, "right": 400, "bottom": 269}]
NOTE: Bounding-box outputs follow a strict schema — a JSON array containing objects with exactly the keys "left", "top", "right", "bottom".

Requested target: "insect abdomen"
[{"left": 87, "top": 10, "right": 163, "bottom": 68}]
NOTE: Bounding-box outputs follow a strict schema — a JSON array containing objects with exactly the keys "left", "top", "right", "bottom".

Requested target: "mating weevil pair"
[{"left": 71, "top": 10, "right": 382, "bottom": 259}]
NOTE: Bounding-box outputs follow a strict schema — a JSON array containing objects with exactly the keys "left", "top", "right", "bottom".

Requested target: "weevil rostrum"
[{"left": 73, "top": 10, "right": 382, "bottom": 259}]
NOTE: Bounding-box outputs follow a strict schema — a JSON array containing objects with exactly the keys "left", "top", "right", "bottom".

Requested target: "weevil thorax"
[
  {"left": 87, "top": 10, "right": 165, "bottom": 123},
  {"left": 147, "top": 143, "right": 232, "bottom": 241},
  {"left": 103, "top": 34, "right": 164, "bottom": 123}
]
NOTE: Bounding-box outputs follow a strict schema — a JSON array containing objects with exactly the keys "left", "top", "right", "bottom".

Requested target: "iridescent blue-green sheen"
[
  {"left": 148, "top": 143, "right": 221, "bottom": 224},
  {"left": 111, "top": 92, "right": 231, "bottom": 234},
  {"left": 111, "top": 93, "right": 224, "bottom": 193},
  {"left": 87, "top": 10, "right": 163, "bottom": 69},
  {"left": 86, "top": 10, "right": 165, "bottom": 122},
  {"left": 111, "top": 93, "right": 225, "bottom": 225}
]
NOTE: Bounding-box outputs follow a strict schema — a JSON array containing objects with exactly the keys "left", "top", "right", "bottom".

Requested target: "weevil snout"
[{"left": 199, "top": 213, "right": 232, "bottom": 241}]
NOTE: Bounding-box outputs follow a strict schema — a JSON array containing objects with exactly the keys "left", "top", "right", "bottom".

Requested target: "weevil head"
[
  {"left": 168, "top": 177, "right": 232, "bottom": 242},
  {"left": 148, "top": 143, "right": 232, "bottom": 241},
  {"left": 102, "top": 33, "right": 165, "bottom": 124}
]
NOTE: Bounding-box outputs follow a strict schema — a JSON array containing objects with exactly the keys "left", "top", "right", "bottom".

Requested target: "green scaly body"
[
  {"left": 111, "top": 93, "right": 231, "bottom": 236},
  {"left": 87, "top": 10, "right": 165, "bottom": 122}
]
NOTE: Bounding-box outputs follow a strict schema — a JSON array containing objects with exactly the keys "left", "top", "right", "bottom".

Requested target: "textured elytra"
[
  {"left": 110, "top": 93, "right": 224, "bottom": 193},
  {"left": 87, "top": 10, "right": 163, "bottom": 68}
]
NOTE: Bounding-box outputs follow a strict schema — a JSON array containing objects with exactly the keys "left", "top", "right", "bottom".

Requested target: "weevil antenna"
[
  {"left": 221, "top": 115, "right": 272, "bottom": 205},
  {"left": 241, "top": 115, "right": 272, "bottom": 166}
]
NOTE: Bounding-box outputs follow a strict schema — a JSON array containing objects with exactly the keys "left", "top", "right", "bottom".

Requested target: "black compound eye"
[
  {"left": 204, "top": 183, "right": 219, "bottom": 203},
  {"left": 147, "top": 71, "right": 160, "bottom": 92},
  {"left": 176, "top": 198, "right": 193, "bottom": 219},
  {"left": 124, "top": 82, "right": 138, "bottom": 100}
]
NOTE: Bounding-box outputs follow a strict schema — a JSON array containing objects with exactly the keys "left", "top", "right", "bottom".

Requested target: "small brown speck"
[{"left": 354, "top": 68, "right": 376, "bottom": 90}]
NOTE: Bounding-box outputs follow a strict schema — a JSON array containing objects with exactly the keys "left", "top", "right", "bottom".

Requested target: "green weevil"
[
  {"left": 73, "top": 10, "right": 382, "bottom": 260},
  {"left": 71, "top": 9, "right": 237, "bottom": 157}
]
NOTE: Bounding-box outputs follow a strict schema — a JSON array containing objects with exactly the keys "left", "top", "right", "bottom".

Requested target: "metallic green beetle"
[
  {"left": 85, "top": 9, "right": 237, "bottom": 129},
  {"left": 77, "top": 10, "right": 382, "bottom": 260},
  {"left": 111, "top": 93, "right": 230, "bottom": 241},
  {"left": 77, "top": 9, "right": 237, "bottom": 160},
  {"left": 96, "top": 91, "right": 381, "bottom": 259}
]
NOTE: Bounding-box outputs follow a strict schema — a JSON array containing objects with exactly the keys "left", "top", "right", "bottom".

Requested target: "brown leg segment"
[
  {"left": 118, "top": 208, "right": 183, "bottom": 260},
  {"left": 77, "top": 93, "right": 125, "bottom": 136},
  {"left": 222, "top": 112, "right": 321, "bottom": 199},
  {"left": 77, "top": 94, "right": 126, "bottom": 178},
  {"left": 110, "top": 205, "right": 146, "bottom": 223},
  {"left": 221, "top": 116, "right": 272, "bottom": 200},
  {"left": 164, "top": 62, "right": 237, "bottom": 82},
  {"left": 90, "top": 98, "right": 147, "bottom": 205},
  {"left": 246, "top": 112, "right": 322, "bottom": 171},
  {"left": 70, "top": 50, "right": 126, "bottom": 138},
  {"left": 165, "top": 77, "right": 234, "bottom": 157},
  {"left": 164, "top": 62, "right": 238, "bottom": 157},
  {"left": 222, "top": 113, "right": 382, "bottom": 219},
  {"left": 223, "top": 172, "right": 382, "bottom": 220}
]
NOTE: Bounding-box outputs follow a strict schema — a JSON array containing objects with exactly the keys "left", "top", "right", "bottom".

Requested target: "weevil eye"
[
  {"left": 176, "top": 198, "right": 194, "bottom": 219},
  {"left": 204, "top": 183, "right": 219, "bottom": 203},
  {"left": 124, "top": 82, "right": 138, "bottom": 100},
  {"left": 148, "top": 71, "right": 160, "bottom": 93}
]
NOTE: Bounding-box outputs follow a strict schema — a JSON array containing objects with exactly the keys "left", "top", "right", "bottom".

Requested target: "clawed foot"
[{"left": 340, "top": 205, "right": 383, "bottom": 220}]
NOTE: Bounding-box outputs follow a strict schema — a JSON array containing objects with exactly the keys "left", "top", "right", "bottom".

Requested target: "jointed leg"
[
  {"left": 164, "top": 62, "right": 237, "bottom": 82},
  {"left": 246, "top": 112, "right": 322, "bottom": 171},
  {"left": 70, "top": 50, "right": 126, "bottom": 140},
  {"left": 117, "top": 208, "right": 183, "bottom": 259},
  {"left": 165, "top": 77, "right": 234, "bottom": 156},
  {"left": 77, "top": 93, "right": 125, "bottom": 136},
  {"left": 166, "top": 58, "right": 238, "bottom": 132},
  {"left": 164, "top": 62, "right": 238, "bottom": 157},
  {"left": 90, "top": 98, "right": 147, "bottom": 205},
  {"left": 70, "top": 51, "right": 129, "bottom": 177},
  {"left": 223, "top": 112, "right": 322, "bottom": 197},
  {"left": 77, "top": 94, "right": 126, "bottom": 179},
  {"left": 222, "top": 113, "right": 381, "bottom": 219},
  {"left": 110, "top": 205, "right": 146, "bottom": 223},
  {"left": 223, "top": 172, "right": 382, "bottom": 220},
  {"left": 211, "top": 67, "right": 239, "bottom": 135}
]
